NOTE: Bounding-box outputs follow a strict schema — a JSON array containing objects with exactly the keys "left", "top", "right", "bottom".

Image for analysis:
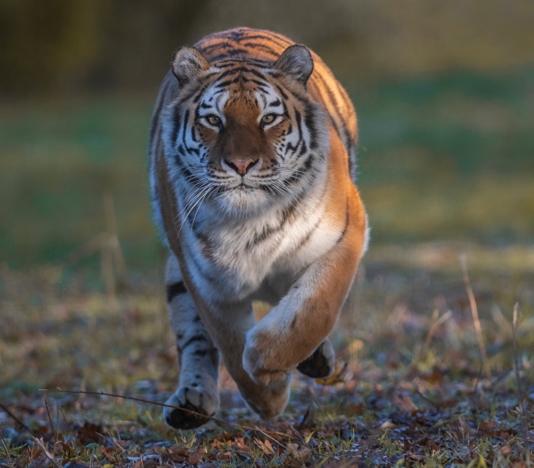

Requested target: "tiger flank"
[{"left": 148, "top": 27, "right": 369, "bottom": 429}]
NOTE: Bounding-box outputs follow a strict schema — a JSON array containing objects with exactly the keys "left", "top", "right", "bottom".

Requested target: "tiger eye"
[
  {"left": 207, "top": 115, "right": 221, "bottom": 126},
  {"left": 261, "top": 114, "right": 276, "bottom": 125}
]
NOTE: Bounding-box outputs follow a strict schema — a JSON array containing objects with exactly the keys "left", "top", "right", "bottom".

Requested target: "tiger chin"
[{"left": 148, "top": 27, "right": 369, "bottom": 429}]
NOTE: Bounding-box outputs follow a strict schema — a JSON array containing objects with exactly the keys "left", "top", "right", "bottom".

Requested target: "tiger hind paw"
[{"left": 297, "top": 339, "right": 335, "bottom": 379}]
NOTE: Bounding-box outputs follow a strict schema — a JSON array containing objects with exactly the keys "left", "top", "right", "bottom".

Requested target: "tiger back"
[{"left": 148, "top": 27, "right": 368, "bottom": 429}]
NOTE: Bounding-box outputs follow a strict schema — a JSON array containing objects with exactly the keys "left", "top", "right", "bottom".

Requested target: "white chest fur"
[{"left": 180, "top": 174, "right": 339, "bottom": 301}]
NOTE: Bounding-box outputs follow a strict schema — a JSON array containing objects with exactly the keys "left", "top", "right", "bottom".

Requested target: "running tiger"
[{"left": 148, "top": 27, "right": 368, "bottom": 429}]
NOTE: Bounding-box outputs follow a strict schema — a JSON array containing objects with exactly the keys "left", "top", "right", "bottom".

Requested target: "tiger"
[{"left": 148, "top": 27, "right": 368, "bottom": 429}]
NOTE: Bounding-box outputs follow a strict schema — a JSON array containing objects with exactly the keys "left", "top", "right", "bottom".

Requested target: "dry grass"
[{"left": 1, "top": 243, "right": 533, "bottom": 466}]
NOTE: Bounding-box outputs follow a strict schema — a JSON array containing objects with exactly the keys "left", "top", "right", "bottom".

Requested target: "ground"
[{"left": 1, "top": 244, "right": 533, "bottom": 467}]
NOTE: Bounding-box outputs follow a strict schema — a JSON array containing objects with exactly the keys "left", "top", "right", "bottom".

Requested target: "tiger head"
[{"left": 162, "top": 45, "right": 328, "bottom": 216}]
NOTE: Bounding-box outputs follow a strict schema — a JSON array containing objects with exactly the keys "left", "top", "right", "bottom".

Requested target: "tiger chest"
[{"left": 183, "top": 203, "right": 337, "bottom": 299}]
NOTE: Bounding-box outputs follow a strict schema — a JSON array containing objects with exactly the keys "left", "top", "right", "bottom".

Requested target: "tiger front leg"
[
  {"left": 163, "top": 255, "right": 220, "bottom": 429},
  {"left": 199, "top": 300, "right": 292, "bottom": 421},
  {"left": 243, "top": 223, "right": 365, "bottom": 386}
]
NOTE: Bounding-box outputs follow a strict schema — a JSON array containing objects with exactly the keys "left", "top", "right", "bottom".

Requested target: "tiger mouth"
[{"left": 223, "top": 182, "right": 257, "bottom": 191}]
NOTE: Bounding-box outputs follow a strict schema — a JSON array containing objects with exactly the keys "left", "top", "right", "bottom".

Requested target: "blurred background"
[{"left": 1, "top": 0, "right": 533, "bottom": 271}]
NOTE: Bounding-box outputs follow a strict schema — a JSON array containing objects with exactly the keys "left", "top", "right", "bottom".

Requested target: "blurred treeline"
[{"left": 1, "top": 0, "right": 533, "bottom": 99}]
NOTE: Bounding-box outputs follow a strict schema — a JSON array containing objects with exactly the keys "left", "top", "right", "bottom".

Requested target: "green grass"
[
  {"left": 1, "top": 67, "right": 533, "bottom": 269},
  {"left": 352, "top": 67, "right": 534, "bottom": 244}
]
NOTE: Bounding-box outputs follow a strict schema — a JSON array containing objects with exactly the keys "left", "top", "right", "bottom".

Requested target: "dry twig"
[
  {"left": 0, "top": 402, "right": 33, "bottom": 435},
  {"left": 418, "top": 309, "right": 453, "bottom": 364},
  {"left": 460, "top": 255, "right": 491, "bottom": 380},
  {"left": 43, "top": 396, "right": 57, "bottom": 442},
  {"left": 512, "top": 303, "right": 531, "bottom": 466},
  {"left": 32, "top": 437, "right": 62, "bottom": 468}
]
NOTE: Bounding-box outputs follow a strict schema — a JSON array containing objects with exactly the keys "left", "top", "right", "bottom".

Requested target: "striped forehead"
[
  {"left": 198, "top": 85, "right": 230, "bottom": 117},
  {"left": 198, "top": 64, "right": 281, "bottom": 114}
]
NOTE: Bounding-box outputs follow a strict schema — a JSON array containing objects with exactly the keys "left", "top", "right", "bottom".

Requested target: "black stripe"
[
  {"left": 335, "top": 200, "right": 350, "bottom": 245},
  {"left": 166, "top": 281, "right": 187, "bottom": 302},
  {"left": 277, "top": 186, "right": 310, "bottom": 229},
  {"left": 300, "top": 220, "right": 322, "bottom": 247},
  {"left": 174, "top": 157, "right": 202, "bottom": 186},
  {"left": 243, "top": 67, "right": 270, "bottom": 81},
  {"left": 182, "top": 334, "right": 208, "bottom": 351},
  {"left": 200, "top": 42, "right": 235, "bottom": 53},
  {"left": 149, "top": 97, "right": 166, "bottom": 144},
  {"left": 338, "top": 85, "right": 354, "bottom": 121},
  {"left": 242, "top": 42, "right": 278, "bottom": 57},
  {"left": 274, "top": 85, "right": 289, "bottom": 100},
  {"left": 249, "top": 79, "right": 269, "bottom": 91},
  {"left": 313, "top": 73, "right": 351, "bottom": 153},
  {"left": 171, "top": 105, "right": 182, "bottom": 144},
  {"left": 209, "top": 48, "right": 250, "bottom": 61},
  {"left": 304, "top": 102, "right": 319, "bottom": 150},
  {"left": 212, "top": 66, "right": 247, "bottom": 80},
  {"left": 238, "top": 34, "right": 292, "bottom": 49},
  {"left": 285, "top": 153, "right": 315, "bottom": 185},
  {"left": 215, "top": 76, "right": 240, "bottom": 88},
  {"left": 213, "top": 57, "right": 271, "bottom": 68},
  {"left": 294, "top": 211, "right": 324, "bottom": 253},
  {"left": 192, "top": 84, "right": 209, "bottom": 103},
  {"left": 295, "top": 110, "right": 303, "bottom": 148},
  {"left": 180, "top": 110, "right": 200, "bottom": 156},
  {"left": 246, "top": 224, "right": 277, "bottom": 250}
]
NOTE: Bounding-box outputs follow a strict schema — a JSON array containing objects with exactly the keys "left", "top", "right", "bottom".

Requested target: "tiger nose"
[{"left": 225, "top": 158, "right": 257, "bottom": 176}]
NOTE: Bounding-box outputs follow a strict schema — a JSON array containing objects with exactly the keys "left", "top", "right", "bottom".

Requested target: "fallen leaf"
[
  {"left": 254, "top": 437, "right": 275, "bottom": 455},
  {"left": 393, "top": 393, "right": 419, "bottom": 412},
  {"left": 76, "top": 422, "right": 102, "bottom": 445},
  {"left": 188, "top": 452, "right": 203, "bottom": 465}
]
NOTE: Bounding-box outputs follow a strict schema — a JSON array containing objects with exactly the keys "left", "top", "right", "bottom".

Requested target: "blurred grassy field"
[{"left": 1, "top": 66, "right": 533, "bottom": 270}]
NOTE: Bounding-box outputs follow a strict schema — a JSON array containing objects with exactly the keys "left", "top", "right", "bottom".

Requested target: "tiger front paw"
[
  {"left": 243, "top": 328, "right": 291, "bottom": 386},
  {"left": 163, "top": 385, "right": 219, "bottom": 430}
]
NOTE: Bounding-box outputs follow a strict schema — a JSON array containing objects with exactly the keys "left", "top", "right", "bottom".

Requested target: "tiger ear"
[
  {"left": 274, "top": 45, "right": 314, "bottom": 86},
  {"left": 172, "top": 46, "right": 211, "bottom": 86}
]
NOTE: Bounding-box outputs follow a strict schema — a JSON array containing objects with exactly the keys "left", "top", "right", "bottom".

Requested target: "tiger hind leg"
[
  {"left": 163, "top": 255, "right": 220, "bottom": 429},
  {"left": 296, "top": 339, "right": 335, "bottom": 379}
]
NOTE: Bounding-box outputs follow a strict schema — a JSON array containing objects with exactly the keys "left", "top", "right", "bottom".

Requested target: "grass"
[{"left": 1, "top": 246, "right": 533, "bottom": 466}]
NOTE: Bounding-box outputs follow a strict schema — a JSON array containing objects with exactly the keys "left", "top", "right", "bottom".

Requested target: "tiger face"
[{"left": 162, "top": 46, "right": 328, "bottom": 216}]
